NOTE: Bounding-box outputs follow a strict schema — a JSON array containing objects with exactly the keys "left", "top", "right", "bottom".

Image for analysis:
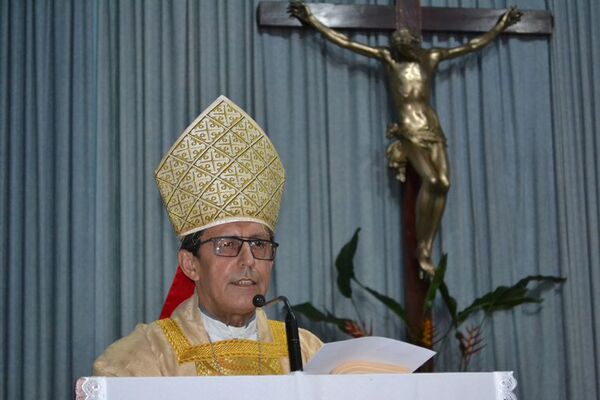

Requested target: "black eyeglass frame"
[{"left": 197, "top": 236, "right": 279, "bottom": 261}]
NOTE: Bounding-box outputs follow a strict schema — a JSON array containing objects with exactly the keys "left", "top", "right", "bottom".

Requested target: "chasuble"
[{"left": 93, "top": 293, "right": 323, "bottom": 376}]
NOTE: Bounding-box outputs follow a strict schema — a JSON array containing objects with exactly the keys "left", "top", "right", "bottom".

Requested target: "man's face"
[
  {"left": 183, "top": 221, "right": 274, "bottom": 326},
  {"left": 391, "top": 29, "right": 421, "bottom": 59}
]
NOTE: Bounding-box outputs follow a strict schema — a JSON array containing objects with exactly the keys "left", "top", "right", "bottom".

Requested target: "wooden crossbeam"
[{"left": 257, "top": 2, "right": 553, "bottom": 35}]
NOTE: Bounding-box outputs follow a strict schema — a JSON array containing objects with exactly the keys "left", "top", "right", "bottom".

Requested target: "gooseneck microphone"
[
  {"left": 253, "top": 295, "right": 303, "bottom": 372},
  {"left": 252, "top": 294, "right": 267, "bottom": 308}
]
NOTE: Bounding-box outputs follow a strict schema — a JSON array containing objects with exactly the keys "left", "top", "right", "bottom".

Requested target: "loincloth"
[
  {"left": 386, "top": 127, "right": 447, "bottom": 182},
  {"left": 399, "top": 129, "right": 447, "bottom": 148}
]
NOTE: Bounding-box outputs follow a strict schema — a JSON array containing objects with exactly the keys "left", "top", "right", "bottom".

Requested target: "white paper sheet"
[{"left": 304, "top": 336, "right": 436, "bottom": 374}]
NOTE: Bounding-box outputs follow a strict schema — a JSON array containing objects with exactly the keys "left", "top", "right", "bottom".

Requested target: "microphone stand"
[{"left": 253, "top": 295, "right": 303, "bottom": 372}]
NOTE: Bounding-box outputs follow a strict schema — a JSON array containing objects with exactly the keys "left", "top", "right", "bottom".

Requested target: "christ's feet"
[{"left": 417, "top": 251, "right": 436, "bottom": 279}]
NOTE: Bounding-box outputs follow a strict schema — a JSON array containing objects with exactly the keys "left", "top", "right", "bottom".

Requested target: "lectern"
[{"left": 76, "top": 372, "right": 517, "bottom": 400}]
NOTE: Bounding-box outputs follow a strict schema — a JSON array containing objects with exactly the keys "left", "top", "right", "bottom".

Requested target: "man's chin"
[
  {"left": 226, "top": 284, "right": 267, "bottom": 311},
  {"left": 230, "top": 291, "right": 261, "bottom": 311}
]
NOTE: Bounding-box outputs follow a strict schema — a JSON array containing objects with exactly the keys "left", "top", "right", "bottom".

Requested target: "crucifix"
[{"left": 258, "top": 0, "right": 552, "bottom": 360}]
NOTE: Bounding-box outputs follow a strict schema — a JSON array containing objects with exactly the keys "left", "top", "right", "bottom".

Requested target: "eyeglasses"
[{"left": 198, "top": 236, "right": 279, "bottom": 261}]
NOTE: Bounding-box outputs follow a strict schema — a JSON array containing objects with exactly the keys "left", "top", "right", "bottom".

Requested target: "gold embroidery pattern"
[
  {"left": 157, "top": 318, "right": 287, "bottom": 376},
  {"left": 154, "top": 96, "right": 285, "bottom": 237}
]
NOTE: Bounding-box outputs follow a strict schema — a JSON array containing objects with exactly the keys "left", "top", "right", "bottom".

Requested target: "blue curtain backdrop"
[{"left": 1, "top": 0, "right": 598, "bottom": 399}]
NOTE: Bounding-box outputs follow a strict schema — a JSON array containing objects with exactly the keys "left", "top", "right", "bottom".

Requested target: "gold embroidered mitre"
[{"left": 155, "top": 96, "right": 285, "bottom": 237}]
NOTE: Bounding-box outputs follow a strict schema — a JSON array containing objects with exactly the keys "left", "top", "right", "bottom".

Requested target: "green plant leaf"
[
  {"left": 292, "top": 302, "right": 351, "bottom": 332},
  {"left": 514, "top": 274, "right": 566, "bottom": 287},
  {"left": 439, "top": 281, "right": 458, "bottom": 323},
  {"left": 424, "top": 254, "right": 448, "bottom": 312},
  {"left": 456, "top": 275, "right": 565, "bottom": 324},
  {"left": 335, "top": 228, "right": 361, "bottom": 298},
  {"left": 363, "top": 286, "right": 409, "bottom": 326},
  {"left": 457, "top": 286, "right": 527, "bottom": 323}
]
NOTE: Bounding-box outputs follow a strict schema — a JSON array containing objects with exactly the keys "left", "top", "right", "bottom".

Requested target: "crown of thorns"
[{"left": 391, "top": 29, "right": 421, "bottom": 45}]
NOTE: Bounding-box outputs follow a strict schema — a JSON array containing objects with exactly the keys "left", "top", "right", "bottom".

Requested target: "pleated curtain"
[{"left": 1, "top": 0, "right": 598, "bottom": 399}]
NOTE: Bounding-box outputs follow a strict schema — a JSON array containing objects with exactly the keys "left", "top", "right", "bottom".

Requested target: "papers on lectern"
[{"left": 304, "top": 336, "right": 436, "bottom": 374}]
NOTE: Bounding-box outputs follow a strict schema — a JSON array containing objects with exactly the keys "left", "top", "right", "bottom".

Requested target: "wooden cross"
[
  {"left": 258, "top": 0, "right": 552, "bottom": 367},
  {"left": 258, "top": 2, "right": 552, "bottom": 35}
]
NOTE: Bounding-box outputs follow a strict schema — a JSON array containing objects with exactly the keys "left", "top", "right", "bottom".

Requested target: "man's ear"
[{"left": 178, "top": 250, "right": 200, "bottom": 282}]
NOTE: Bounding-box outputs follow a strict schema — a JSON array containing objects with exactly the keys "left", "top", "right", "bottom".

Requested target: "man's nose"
[{"left": 238, "top": 241, "right": 255, "bottom": 266}]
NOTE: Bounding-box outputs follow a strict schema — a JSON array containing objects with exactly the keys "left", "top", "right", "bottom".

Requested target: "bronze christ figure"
[{"left": 289, "top": 1, "right": 521, "bottom": 277}]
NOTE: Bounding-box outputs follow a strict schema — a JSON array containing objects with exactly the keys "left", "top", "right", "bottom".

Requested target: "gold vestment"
[{"left": 93, "top": 293, "right": 323, "bottom": 376}]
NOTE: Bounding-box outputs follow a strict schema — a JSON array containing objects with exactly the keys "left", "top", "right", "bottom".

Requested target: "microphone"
[
  {"left": 253, "top": 295, "right": 303, "bottom": 372},
  {"left": 252, "top": 294, "right": 267, "bottom": 308}
]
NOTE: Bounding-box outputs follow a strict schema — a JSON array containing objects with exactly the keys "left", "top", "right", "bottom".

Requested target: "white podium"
[{"left": 76, "top": 372, "right": 517, "bottom": 400}]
